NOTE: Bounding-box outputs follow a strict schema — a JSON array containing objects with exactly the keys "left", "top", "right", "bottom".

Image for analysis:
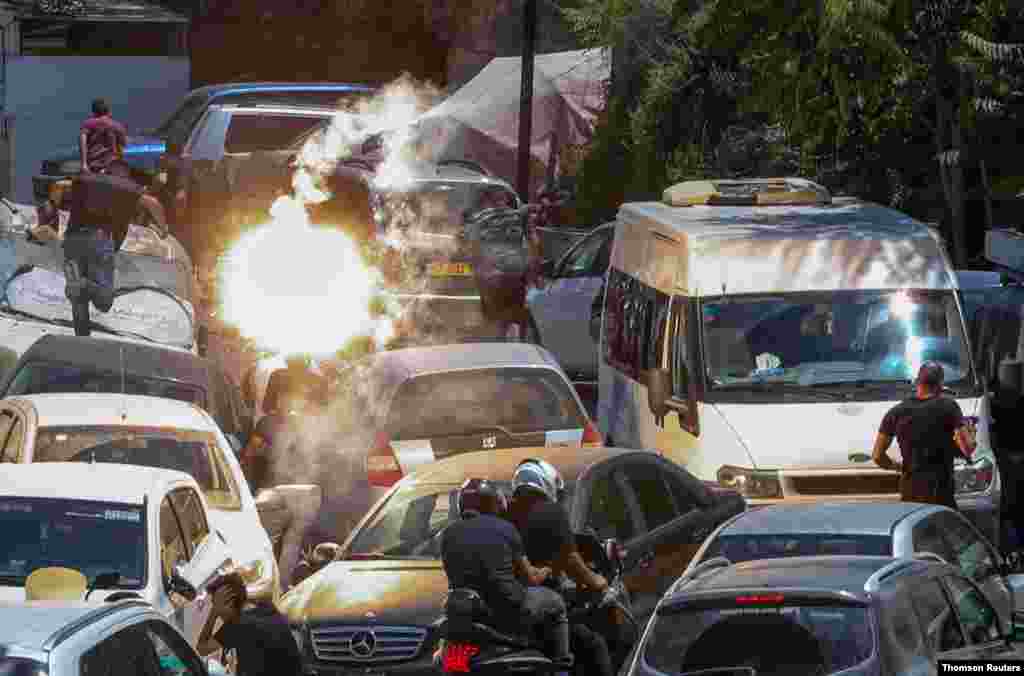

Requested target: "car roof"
[
  {"left": 401, "top": 445, "right": 639, "bottom": 485},
  {"left": 365, "top": 343, "right": 562, "bottom": 383},
  {"left": 6, "top": 334, "right": 212, "bottom": 390},
  {"left": 720, "top": 501, "right": 930, "bottom": 537},
  {"left": 191, "top": 82, "right": 376, "bottom": 98},
  {"left": 681, "top": 555, "right": 905, "bottom": 596},
  {"left": 0, "top": 463, "right": 192, "bottom": 504},
  {"left": 8, "top": 393, "right": 215, "bottom": 431},
  {"left": 0, "top": 601, "right": 125, "bottom": 650},
  {"left": 209, "top": 103, "right": 346, "bottom": 116}
]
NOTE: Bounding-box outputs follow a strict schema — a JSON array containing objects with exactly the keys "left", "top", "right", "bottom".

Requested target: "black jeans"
[
  {"left": 571, "top": 623, "right": 614, "bottom": 676},
  {"left": 63, "top": 229, "right": 115, "bottom": 336},
  {"left": 520, "top": 586, "right": 572, "bottom": 665}
]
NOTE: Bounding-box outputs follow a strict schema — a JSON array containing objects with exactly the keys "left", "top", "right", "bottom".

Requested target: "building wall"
[{"left": 4, "top": 55, "right": 189, "bottom": 200}]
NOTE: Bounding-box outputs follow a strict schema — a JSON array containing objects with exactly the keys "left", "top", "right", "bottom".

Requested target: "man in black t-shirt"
[
  {"left": 873, "top": 361, "right": 977, "bottom": 507},
  {"left": 509, "top": 459, "right": 613, "bottom": 676},
  {"left": 441, "top": 478, "right": 571, "bottom": 667},
  {"left": 198, "top": 572, "right": 302, "bottom": 676},
  {"left": 58, "top": 170, "right": 167, "bottom": 336}
]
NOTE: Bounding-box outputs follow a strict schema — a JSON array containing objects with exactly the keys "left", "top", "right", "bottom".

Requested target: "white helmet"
[{"left": 512, "top": 458, "right": 564, "bottom": 503}]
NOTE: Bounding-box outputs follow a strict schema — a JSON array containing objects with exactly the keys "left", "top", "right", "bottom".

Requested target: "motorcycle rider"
[
  {"left": 440, "top": 478, "right": 573, "bottom": 670},
  {"left": 508, "top": 459, "right": 616, "bottom": 676}
]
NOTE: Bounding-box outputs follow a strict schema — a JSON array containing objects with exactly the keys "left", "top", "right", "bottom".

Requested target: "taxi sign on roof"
[{"left": 662, "top": 177, "right": 831, "bottom": 207}]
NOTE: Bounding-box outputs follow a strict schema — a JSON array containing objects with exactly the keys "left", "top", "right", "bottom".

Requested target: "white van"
[{"left": 597, "top": 178, "right": 999, "bottom": 525}]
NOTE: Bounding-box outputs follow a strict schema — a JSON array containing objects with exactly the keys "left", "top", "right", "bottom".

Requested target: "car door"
[
  {"left": 941, "top": 574, "right": 1018, "bottom": 661},
  {"left": 615, "top": 456, "right": 733, "bottom": 613},
  {"left": 170, "top": 487, "right": 215, "bottom": 648},
  {"left": 935, "top": 511, "right": 1014, "bottom": 630},
  {"left": 159, "top": 493, "right": 195, "bottom": 638},
  {"left": 908, "top": 577, "right": 969, "bottom": 659},
  {"left": 528, "top": 226, "right": 613, "bottom": 379}
]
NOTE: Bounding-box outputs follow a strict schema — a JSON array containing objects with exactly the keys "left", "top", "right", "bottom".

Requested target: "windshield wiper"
[
  {"left": 712, "top": 382, "right": 846, "bottom": 401},
  {"left": 450, "top": 425, "right": 519, "bottom": 438}
]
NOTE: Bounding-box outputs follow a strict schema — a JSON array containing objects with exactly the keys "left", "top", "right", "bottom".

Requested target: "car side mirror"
[
  {"left": 168, "top": 564, "right": 198, "bottom": 601},
  {"left": 643, "top": 368, "right": 673, "bottom": 424}
]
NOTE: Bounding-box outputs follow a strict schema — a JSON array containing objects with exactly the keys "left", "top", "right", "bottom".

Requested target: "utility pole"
[{"left": 516, "top": 0, "right": 537, "bottom": 200}]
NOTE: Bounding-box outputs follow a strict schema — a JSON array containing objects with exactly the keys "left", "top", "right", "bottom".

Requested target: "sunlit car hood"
[
  {"left": 279, "top": 559, "right": 448, "bottom": 627},
  {"left": 712, "top": 397, "right": 980, "bottom": 469},
  {"left": 47, "top": 136, "right": 166, "bottom": 166}
]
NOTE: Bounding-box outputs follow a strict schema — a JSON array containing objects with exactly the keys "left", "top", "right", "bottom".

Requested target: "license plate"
[
  {"left": 428, "top": 262, "right": 474, "bottom": 277},
  {"left": 442, "top": 642, "right": 480, "bottom": 673}
]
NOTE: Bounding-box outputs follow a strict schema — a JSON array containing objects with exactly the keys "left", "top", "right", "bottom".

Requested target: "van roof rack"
[{"left": 663, "top": 178, "right": 831, "bottom": 207}]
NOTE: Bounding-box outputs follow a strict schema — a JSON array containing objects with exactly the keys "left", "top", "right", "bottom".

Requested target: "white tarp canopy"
[{"left": 415, "top": 48, "right": 609, "bottom": 199}]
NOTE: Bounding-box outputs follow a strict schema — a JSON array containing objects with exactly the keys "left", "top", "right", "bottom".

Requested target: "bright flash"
[
  {"left": 217, "top": 196, "right": 386, "bottom": 356},
  {"left": 889, "top": 291, "right": 917, "bottom": 319}
]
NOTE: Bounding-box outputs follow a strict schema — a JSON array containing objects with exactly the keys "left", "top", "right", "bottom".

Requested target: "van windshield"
[
  {"left": 645, "top": 602, "right": 873, "bottom": 675},
  {"left": 701, "top": 289, "right": 976, "bottom": 397}
]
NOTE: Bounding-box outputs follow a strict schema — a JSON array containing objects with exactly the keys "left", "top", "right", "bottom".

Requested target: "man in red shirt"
[{"left": 80, "top": 99, "right": 127, "bottom": 175}]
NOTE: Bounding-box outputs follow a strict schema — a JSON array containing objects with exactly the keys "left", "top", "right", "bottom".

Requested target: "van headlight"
[
  {"left": 955, "top": 456, "right": 995, "bottom": 494},
  {"left": 717, "top": 465, "right": 782, "bottom": 499}
]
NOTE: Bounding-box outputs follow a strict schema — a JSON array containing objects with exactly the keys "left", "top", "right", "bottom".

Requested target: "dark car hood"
[{"left": 279, "top": 559, "right": 449, "bottom": 627}]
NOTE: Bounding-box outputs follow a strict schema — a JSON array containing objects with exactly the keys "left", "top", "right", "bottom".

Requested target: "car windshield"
[
  {"left": 385, "top": 368, "right": 586, "bottom": 439},
  {"left": 347, "top": 481, "right": 576, "bottom": 559},
  {"left": 152, "top": 92, "right": 212, "bottom": 146},
  {"left": 645, "top": 602, "right": 874, "bottom": 675},
  {"left": 701, "top": 534, "right": 893, "bottom": 564},
  {"left": 702, "top": 289, "right": 974, "bottom": 395},
  {"left": 373, "top": 182, "right": 518, "bottom": 239},
  {"left": 0, "top": 655, "right": 49, "bottom": 676},
  {"left": 2, "top": 268, "right": 194, "bottom": 348},
  {"left": 0, "top": 496, "right": 146, "bottom": 589},
  {"left": 5, "top": 360, "right": 206, "bottom": 408},
  {"left": 33, "top": 426, "right": 240, "bottom": 510}
]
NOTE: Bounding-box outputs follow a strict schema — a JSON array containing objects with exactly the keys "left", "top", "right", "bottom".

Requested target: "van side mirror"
[
  {"left": 997, "top": 360, "right": 1024, "bottom": 397},
  {"left": 540, "top": 259, "right": 556, "bottom": 277},
  {"left": 167, "top": 564, "right": 198, "bottom": 601},
  {"left": 643, "top": 368, "right": 672, "bottom": 423}
]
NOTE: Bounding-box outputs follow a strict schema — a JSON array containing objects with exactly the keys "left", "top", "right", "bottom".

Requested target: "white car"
[
  {"left": 0, "top": 463, "right": 232, "bottom": 648},
  {"left": 0, "top": 392, "right": 281, "bottom": 602}
]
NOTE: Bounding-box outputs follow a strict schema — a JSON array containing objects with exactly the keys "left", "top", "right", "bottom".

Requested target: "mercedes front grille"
[{"left": 310, "top": 625, "right": 427, "bottom": 663}]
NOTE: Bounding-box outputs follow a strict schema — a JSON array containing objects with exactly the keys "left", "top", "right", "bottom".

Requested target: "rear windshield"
[
  {"left": 703, "top": 533, "right": 893, "bottom": 563},
  {"left": 386, "top": 368, "right": 585, "bottom": 440},
  {"left": 33, "top": 426, "right": 240, "bottom": 510},
  {"left": 4, "top": 361, "right": 207, "bottom": 409},
  {"left": 645, "top": 603, "right": 874, "bottom": 675},
  {"left": 224, "top": 114, "right": 331, "bottom": 154}
]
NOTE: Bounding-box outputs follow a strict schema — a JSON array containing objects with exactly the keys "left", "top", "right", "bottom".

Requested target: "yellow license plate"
[{"left": 429, "top": 262, "right": 474, "bottom": 277}]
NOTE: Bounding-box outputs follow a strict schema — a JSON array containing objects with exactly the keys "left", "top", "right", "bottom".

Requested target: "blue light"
[{"left": 124, "top": 144, "right": 166, "bottom": 154}]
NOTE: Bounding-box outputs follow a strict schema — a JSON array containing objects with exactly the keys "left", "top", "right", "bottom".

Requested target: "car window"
[
  {"left": 223, "top": 114, "right": 330, "bottom": 153},
  {"left": 912, "top": 515, "right": 956, "bottom": 564},
  {"left": 909, "top": 578, "right": 965, "bottom": 653},
  {"left": 939, "top": 512, "right": 999, "bottom": 582},
  {"left": 944, "top": 575, "right": 1002, "bottom": 645},
  {"left": 645, "top": 602, "right": 874, "bottom": 674},
  {"left": 619, "top": 461, "right": 677, "bottom": 530},
  {"left": 33, "top": 426, "right": 242, "bottom": 511},
  {"left": 144, "top": 620, "right": 203, "bottom": 676},
  {"left": 6, "top": 360, "right": 207, "bottom": 409},
  {"left": 80, "top": 624, "right": 164, "bottom": 676},
  {"left": 160, "top": 496, "right": 188, "bottom": 579},
  {"left": 170, "top": 488, "right": 209, "bottom": 554},
  {"left": 220, "top": 90, "right": 369, "bottom": 109},
  {"left": 586, "top": 471, "right": 635, "bottom": 542},
  {"left": 387, "top": 368, "right": 586, "bottom": 439},
  {"left": 557, "top": 230, "right": 609, "bottom": 278},
  {"left": 702, "top": 533, "right": 893, "bottom": 563},
  {"left": 0, "top": 496, "right": 146, "bottom": 589},
  {"left": 0, "top": 411, "right": 17, "bottom": 462}
]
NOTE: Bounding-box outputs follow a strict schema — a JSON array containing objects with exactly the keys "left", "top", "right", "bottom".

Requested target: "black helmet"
[{"left": 457, "top": 478, "right": 508, "bottom": 519}]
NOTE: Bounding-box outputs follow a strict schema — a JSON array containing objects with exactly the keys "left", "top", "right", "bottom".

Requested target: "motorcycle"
[{"left": 434, "top": 530, "right": 638, "bottom": 675}]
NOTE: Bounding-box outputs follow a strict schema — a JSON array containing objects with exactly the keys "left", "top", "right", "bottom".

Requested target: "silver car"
[
  {"left": 0, "top": 599, "right": 227, "bottom": 676},
  {"left": 525, "top": 223, "right": 613, "bottom": 382},
  {"left": 684, "top": 501, "right": 1024, "bottom": 633}
]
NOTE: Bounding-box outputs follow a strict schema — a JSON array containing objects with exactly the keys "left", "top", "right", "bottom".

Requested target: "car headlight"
[
  {"left": 955, "top": 456, "right": 995, "bottom": 494},
  {"left": 717, "top": 465, "right": 783, "bottom": 499}
]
